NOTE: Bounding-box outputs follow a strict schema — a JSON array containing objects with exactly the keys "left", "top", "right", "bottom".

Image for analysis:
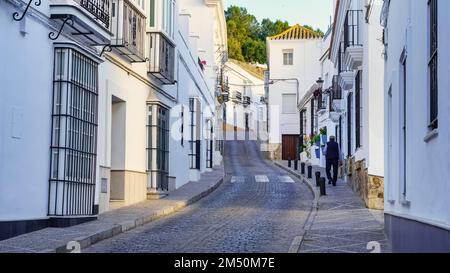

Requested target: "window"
[
  {"left": 400, "top": 50, "right": 407, "bottom": 197},
  {"left": 189, "top": 98, "right": 201, "bottom": 170},
  {"left": 283, "top": 49, "right": 293, "bottom": 65},
  {"left": 163, "top": 0, "right": 176, "bottom": 38},
  {"left": 49, "top": 48, "right": 98, "bottom": 217},
  {"left": 310, "top": 98, "right": 315, "bottom": 134},
  {"left": 282, "top": 94, "right": 297, "bottom": 114},
  {"left": 355, "top": 71, "right": 362, "bottom": 149},
  {"left": 180, "top": 105, "right": 184, "bottom": 146},
  {"left": 147, "top": 104, "right": 170, "bottom": 191},
  {"left": 206, "top": 120, "right": 213, "bottom": 169},
  {"left": 149, "top": 0, "right": 155, "bottom": 27},
  {"left": 300, "top": 110, "right": 306, "bottom": 152},
  {"left": 347, "top": 93, "right": 353, "bottom": 157},
  {"left": 428, "top": 0, "right": 438, "bottom": 129}
]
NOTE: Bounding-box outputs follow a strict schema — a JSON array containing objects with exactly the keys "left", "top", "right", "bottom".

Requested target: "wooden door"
[{"left": 282, "top": 135, "right": 299, "bottom": 160}]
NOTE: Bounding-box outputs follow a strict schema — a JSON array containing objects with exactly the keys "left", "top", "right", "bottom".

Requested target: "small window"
[
  {"left": 428, "top": 0, "right": 438, "bottom": 130},
  {"left": 282, "top": 94, "right": 297, "bottom": 114},
  {"left": 283, "top": 49, "right": 293, "bottom": 65},
  {"left": 149, "top": 0, "right": 156, "bottom": 27}
]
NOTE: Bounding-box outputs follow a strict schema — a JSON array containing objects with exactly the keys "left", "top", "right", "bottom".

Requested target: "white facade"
[
  {"left": 328, "top": 0, "right": 385, "bottom": 209},
  {"left": 299, "top": 28, "right": 340, "bottom": 167},
  {"left": 266, "top": 25, "right": 323, "bottom": 160},
  {"left": 0, "top": 0, "right": 226, "bottom": 240},
  {"left": 222, "top": 60, "right": 267, "bottom": 142},
  {"left": 382, "top": 0, "right": 450, "bottom": 252}
]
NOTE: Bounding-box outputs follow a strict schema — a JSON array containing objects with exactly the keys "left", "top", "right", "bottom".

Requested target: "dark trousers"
[{"left": 326, "top": 159, "right": 339, "bottom": 185}]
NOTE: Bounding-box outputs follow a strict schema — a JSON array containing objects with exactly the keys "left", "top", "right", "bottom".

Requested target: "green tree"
[{"left": 225, "top": 6, "right": 322, "bottom": 64}]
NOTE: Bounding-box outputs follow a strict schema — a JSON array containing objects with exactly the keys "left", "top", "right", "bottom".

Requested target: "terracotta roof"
[
  {"left": 268, "top": 24, "right": 323, "bottom": 40},
  {"left": 229, "top": 59, "right": 265, "bottom": 80}
]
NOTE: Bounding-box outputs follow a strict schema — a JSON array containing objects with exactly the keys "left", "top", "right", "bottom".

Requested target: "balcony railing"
[
  {"left": 338, "top": 42, "right": 349, "bottom": 73},
  {"left": 331, "top": 75, "right": 342, "bottom": 100},
  {"left": 75, "top": 0, "right": 110, "bottom": 28},
  {"left": 232, "top": 91, "right": 242, "bottom": 103},
  {"left": 243, "top": 96, "right": 251, "bottom": 106},
  {"left": 344, "top": 10, "right": 363, "bottom": 51},
  {"left": 148, "top": 32, "right": 175, "bottom": 84},
  {"left": 110, "top": 0, "right": 146, "bottom": 62}
]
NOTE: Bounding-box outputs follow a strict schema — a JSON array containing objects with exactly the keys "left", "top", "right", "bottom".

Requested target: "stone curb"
[
  {"left": 273, "top": 162, "right": 320, "bottom": 252},
  {"left": 47, "top": 168, "right": 225, "bottom": 253}
]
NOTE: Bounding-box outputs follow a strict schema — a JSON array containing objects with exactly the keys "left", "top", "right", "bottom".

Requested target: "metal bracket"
[
  {"left": 99, "top": 44, "right": 112, "bottom": 57},
  {"left": 48, "top": 17, "right": 74, "bottom": 40},
  {"left": 13, "top": 0, "right": 41, "bottom": 21}
]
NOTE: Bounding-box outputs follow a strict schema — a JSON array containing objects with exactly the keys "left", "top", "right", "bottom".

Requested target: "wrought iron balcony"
[
  {"left": 49, "top": 0, "right": 112, "bottom": 45},
  {"left": 110, "top": 0, "right": 146, "bottom": 62},
  {"left": 243, "top": 96, "right": 251, "bottom": 106},
  {"left": 75, "top": 0, "right": 110, "bottom": 28},
  {"left": 344, "top": 10, "right": 363, "bottom": 69},
  {"left": 232, "top": 91, "right": 242, "bottom": 103},
  {"left": 148, "top": 32, "right": 175, "bottom": 84},
  {"left": 331, "top": 75, "right": 342, "bottom": 100}
]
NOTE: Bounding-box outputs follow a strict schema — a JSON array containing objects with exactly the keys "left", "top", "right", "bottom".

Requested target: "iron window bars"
[
  {"left": 75, "top": 0, "right": 111, "bottom": 28},
  {"left": 344, "top": 10, "right": 363, "bottom": 52},
  {"left": 355, "top": 71, "right": 362, "bottom": 149},
  {"left": 110, "top": 0, "right": 146, "bottom": 62},
  {"left": 189, "top": 98, "right": 201, "bottom": 170},
  {"left": 147, "top": 104, "right": 170, "bottom": 191},
  {"left": 428, "top": 0, "right": 438, "bottom": 129},
  {"left": 332, "top": 75, "right": 342, "bottom": 100},
  {"left": 148, "top": 32, "right": 175, "bottom": 84},
  {"left": 338, "top": 42, "right": 350, "bottom": 73},
  {"left": 206, "top": 121, "right": 214, "bottom": 169},
  {"left": 49, "top": 47, "right": 98, "bottom": 217},
  {"left": 347, "top": 93, "right": 353, "bottom": 157}
]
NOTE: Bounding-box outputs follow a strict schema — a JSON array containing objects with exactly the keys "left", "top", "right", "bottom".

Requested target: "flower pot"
[
  {"left": 321, "top": 135, "right": 327, "bottom": 144},
  {"left": 315, "top": 148, "right": 321, "bottom": 159}
]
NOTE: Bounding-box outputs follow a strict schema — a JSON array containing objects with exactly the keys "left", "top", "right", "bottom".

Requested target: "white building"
[
  {"left": 298, "top": 27, "right": 341, "bottom": 168},
  {"left": 266, "top": 25, "right": 323, "bottom": 160},
  {"left": 222, "top": 59, "right": 267, "bottom": 142},
  {"left": 381, "top": 0, "right": 450, "bottom": 252},
  {"left": 328, "top": 0, "right": 385, "bottom": 209},
  {"left": 0, "top": 0, "right": 226, "bottom": 240}
]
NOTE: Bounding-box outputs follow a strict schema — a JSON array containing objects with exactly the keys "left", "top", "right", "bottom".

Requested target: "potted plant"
[
  {"left": 320, "top": 127, "right": 327, "bottom": 144},
  {"left": 312, "top": 134, "right": 321, "bottom": 147}
]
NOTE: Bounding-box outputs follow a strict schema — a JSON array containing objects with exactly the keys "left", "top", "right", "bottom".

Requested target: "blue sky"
[{"left": 225, "top": 0, "right": 334, "bottom": 32}]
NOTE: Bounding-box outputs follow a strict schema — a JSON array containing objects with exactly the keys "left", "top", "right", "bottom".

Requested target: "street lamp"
[{"left": 316, "top": 77, "right": 324, "bottom": 89}]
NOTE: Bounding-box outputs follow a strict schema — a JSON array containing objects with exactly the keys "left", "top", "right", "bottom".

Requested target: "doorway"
[{"left": 282, "top": 135, "right": 299, "bottom": 160}]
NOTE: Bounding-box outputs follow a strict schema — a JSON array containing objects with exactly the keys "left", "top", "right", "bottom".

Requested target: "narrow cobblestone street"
[{"left": 85, "top": 141, "right": 313, "bottom": 253}]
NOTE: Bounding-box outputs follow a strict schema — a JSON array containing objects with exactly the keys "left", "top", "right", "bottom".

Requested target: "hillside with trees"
[{"left": 226, "top": 6, "right": 324, "bottom": 64}]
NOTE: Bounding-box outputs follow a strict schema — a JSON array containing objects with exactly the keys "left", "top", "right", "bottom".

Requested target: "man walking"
[{"left": 323, "top": 136, "right": 342, "bottom": 186}]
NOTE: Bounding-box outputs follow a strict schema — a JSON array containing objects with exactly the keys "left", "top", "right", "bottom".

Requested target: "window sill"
[{"left": 424, "top": 128, "right": 439, "bottom": 143}]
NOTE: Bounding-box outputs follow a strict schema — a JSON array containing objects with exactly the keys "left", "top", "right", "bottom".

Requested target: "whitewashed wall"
[
  {"left": 383, "top": 0, "right": 450, "bottom": 229},
  {"left": 267, "top": 38, "right": 323, "bottom": 146}
]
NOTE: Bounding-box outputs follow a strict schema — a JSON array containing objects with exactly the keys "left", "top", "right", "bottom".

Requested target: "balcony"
[
  {"left": 329, "top": 112, "right": 341, "bottom": 123},
  {"left": 331, "top": 75, "right": 342, "bottom": 100},
  {"left": 232, "top": 91, "right": 242, "bottom": 103},
  {"left": 339, "top": 71, "right": 354, "bottom": 90},
  {"left": 344, "top": 10, "right": 363, "bottom": 70},
  {"left": 148, "top": 32, "right": 175, "bottom": 84},
  {"left": 332, "top": 98, "right": 345, "bottom": 113},
  {"left": 243, "top": 96, "right": 251, "bottom": 107},
  {"left": 110, "top": 0, "right": 146, "bottom": 62},
  {"left": 49, "top": 0, "right": 112, "bottom": 45}
]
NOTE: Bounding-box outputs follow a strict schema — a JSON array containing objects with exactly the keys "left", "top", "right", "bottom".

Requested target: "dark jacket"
[{"left": 325, "top": 140, "right": 340, "bottom": 161}]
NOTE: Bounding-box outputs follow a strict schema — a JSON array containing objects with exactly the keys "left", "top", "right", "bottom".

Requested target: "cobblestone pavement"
[
  {"left": 276, "top": 161, "right": 391, "bottom": 253},
  {"left": 85, "top": 141, "right": 313, "bottom": 253}
]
